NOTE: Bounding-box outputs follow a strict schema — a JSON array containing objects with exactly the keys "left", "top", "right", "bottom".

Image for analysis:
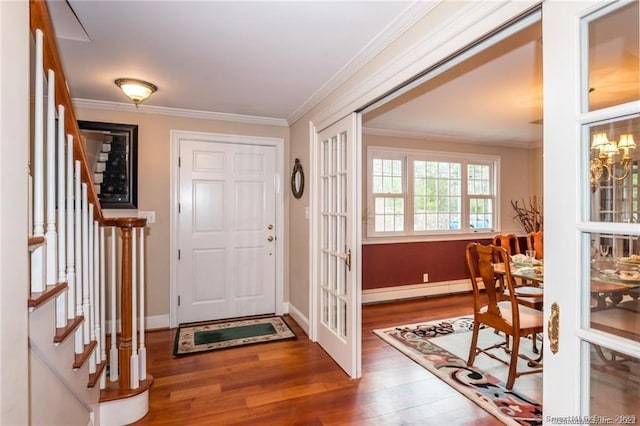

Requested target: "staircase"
[{"left": 27, "top": 1, "right": 152, "bottom": 424}]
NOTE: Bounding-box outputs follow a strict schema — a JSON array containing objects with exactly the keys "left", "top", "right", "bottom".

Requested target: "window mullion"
[
  {"left": 462, "top": 160, "right": 469, "bottom": 230},
  {"left": 406, "top": 155, "right": 413, "bottom": 234}
]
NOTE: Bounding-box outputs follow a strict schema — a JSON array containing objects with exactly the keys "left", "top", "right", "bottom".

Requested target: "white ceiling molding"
[
  {"left": 313, "top": 1, "right": 539, "bottom": 132},
  {"left": 362, "top": 126, "right": 541, "bottom": 149},
  {"left": 72, "top": 98, "right": 289, "bottom": 127},
  {"left": 286, "top": 1, "right": 440, "bottom": 126}
]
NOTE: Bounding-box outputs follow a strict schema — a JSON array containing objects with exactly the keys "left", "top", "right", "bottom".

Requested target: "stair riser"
[{"left": 29, "top": 297, "right": 100, "bottom": 409}]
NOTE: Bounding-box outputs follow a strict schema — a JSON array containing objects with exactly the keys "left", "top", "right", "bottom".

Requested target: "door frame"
[{"left": 169, "top": 130, "right": 285, "bottom": 328}]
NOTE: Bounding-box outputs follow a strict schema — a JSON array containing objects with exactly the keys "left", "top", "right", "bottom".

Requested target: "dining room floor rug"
[
  {"left": 374, "top": 316, "right": 542, "bottom": 426},
  {"left": 173, "top": 316, "right": 296, "bottom": 356}
]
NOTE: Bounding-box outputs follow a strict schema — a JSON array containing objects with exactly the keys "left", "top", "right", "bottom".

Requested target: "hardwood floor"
[{"left": 133, "top": 293, "right": 503, "bottom": 425}]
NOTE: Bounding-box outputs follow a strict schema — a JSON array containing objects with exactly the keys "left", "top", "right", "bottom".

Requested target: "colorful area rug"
[
  {"left": 173, "top": 316, "right": 296, "bottom": 356},
  {"left": 374, "top": 317, "right": 542, "bottom": 426}
]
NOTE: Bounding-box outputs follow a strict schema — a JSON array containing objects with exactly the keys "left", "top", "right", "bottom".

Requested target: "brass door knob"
[{"left": 267, "top": 236, "right": 274, "bottom": 242}]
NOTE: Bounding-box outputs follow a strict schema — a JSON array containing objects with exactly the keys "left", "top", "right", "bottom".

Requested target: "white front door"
[
  {"left": 543, "top": 0, "right": 640, "bottom": 416},
  {"left": 312, "top": 113, "right": 362, "bottom": 378},
  {"left": 177, "top": 139, "right": 277, "bottom": 324}
]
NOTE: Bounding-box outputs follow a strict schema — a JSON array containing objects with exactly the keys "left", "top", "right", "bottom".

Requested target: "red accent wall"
[{"left": 362, "top": 237, "right": 525, "bottom": 290}]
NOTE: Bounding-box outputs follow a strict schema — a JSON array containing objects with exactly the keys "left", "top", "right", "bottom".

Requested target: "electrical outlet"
[{"left": 423, "top": 273, "right": 429, "bottom": 282}]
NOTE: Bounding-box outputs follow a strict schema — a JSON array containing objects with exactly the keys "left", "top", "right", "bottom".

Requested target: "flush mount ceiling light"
[{"left": 114, "top": 78, "right": 157, "bottom": 107}]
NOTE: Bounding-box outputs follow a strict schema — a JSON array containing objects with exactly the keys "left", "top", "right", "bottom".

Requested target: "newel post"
[{"left": 115, "top": 218, "right": 146, "bottom": 389}]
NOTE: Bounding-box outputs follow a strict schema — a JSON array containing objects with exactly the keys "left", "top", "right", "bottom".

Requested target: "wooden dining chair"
[
  {"left": 465, "top": 242, "right": 543, "bottom": 390},
  {"left": 492, "top": 233, "right": 521, "bottom": 256},
  {"left": 526, "top": 230, "right": 544, "bottom": 259}
]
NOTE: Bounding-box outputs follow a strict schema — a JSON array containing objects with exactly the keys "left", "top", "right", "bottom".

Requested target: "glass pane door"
[
  {"left": 580, "top": 0, "right": 640, "bottom": 418},
  {"left": 543, "top": 0, "right": 639, "bottom": 417}
]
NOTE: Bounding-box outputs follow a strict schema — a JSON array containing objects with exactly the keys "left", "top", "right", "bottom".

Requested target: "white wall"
[{"left": 0, "top": 1, "right": 30, "bottom": 424}]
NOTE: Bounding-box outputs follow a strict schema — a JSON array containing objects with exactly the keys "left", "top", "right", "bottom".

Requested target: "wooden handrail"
[{"left": 29, "top": 0, "right": 103, "bottom": 223}]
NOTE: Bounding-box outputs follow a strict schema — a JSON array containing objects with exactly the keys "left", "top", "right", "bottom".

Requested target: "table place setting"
[
  {"left": 514, "top": 286, "right": 544, "bottom": 297},
  {"left": 597, "top": 267, "right": 640, "bottom": 285},
  {"left": 618, "top": 254, "right": 640, "bottom": 265},
  {"left": 511, "top": 252, "right": 543, "bottom": 267}
]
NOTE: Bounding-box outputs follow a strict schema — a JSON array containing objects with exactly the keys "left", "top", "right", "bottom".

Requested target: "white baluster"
[
  {"left": 28, "top": 163, "right": 33, "bottom": 239},
  {"left": 130, "top": 227, "right": 139, "bottom": 389},
  {"left": 138, "top": 227, "right": 146, "bottom": 380},
  {"left": 74, "top": 161, "right": 83, "bottom": 355},
  {"left": 66, "top": 135, "right": 75, "bottom": 321},
  {"left": 100, "top": 226, "right": 107, "bottom": 389},
  {"left": 55, "top": 105, "right": 67, "bottom": 328},
  {"left": 88, "top": 205, "right": 96, "bottom": 375},
  {"left": 31, "top": 29, "right": 45, "bottom": 294},
  {"left": 109, "top": 226, "right": 118, "bottom": 381},
  {"left": 82, "top": 184, "right": 90, "bottom": 346},
  {"left": 45, "top": 69, "right": 57, "bottom": 288},
  {"left": 93, "top": 220, "right": 101, "bottom": 368}
]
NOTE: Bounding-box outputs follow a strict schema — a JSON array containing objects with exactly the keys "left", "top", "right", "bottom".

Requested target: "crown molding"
[
  {"left": 286, "top": 1, "right": 440, "bottom": 126},
  {"left": 363, "top": 126, "right": 541, "bottom": 149},
  {"left": 72, "top": 98, "right": 289, "bottom": 127}
]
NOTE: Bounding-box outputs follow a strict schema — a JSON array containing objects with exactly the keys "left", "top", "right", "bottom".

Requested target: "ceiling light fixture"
[
  {"left": 114, "top": 78, "right": 157, "bottom": 108},
  {"left": 590, "top": 131, "right": 636, "bottom": 184}
]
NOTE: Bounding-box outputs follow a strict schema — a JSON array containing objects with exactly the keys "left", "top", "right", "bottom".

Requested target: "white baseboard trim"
[
  {"left": 286, "top": 302, "right": 309, "bottom": 336},
  {"left": 146, "top": 315, "right": 170, "bottom": 330},
  {"left": 363, "top": 279, "right": 474, "bottom": 304}
]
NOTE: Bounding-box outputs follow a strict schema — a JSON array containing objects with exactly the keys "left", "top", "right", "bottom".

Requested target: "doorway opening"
[{"left": 359, "top": 11, "right": 542, "bottom": 307}]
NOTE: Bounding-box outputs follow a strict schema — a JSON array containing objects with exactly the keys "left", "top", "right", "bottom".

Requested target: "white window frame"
[{"left": 366, "top": 146, "right": 500, "bottom": 239}]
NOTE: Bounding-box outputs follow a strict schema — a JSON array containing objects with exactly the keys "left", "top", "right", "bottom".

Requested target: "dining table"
[
  {"left": 493, "top": 256, "right": 640, "bottom": 311},
  {"left": 492, "top": 255, "right": 640, "bottom": 368},
  {"left": 492, "top": 260, "right": 544, "bottom": 310}
]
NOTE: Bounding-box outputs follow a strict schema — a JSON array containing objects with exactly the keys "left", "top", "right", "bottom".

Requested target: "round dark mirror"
[{"left": 291, "top": 158, "right": 304, "bottom": 199}]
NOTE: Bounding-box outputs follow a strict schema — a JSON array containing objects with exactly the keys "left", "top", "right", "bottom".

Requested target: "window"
[
  {"left": 367, "top": 147, "right": 498, "bottom": 237},
  {"left": 372, "top": 157, "right": 404, "bottom": 232}
]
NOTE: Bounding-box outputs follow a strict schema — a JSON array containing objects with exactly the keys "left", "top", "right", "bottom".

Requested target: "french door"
[
  {"left": 543, "top": 0, "right": 640, "bottom": 417},
  {"left": 312, "top": 113, "right": 362, "bottom": 378}
]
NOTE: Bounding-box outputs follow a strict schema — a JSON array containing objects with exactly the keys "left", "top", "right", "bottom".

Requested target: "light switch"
[
  {"left": 305, "top": 206, "right": 310, "bottom": 220},
  {"left": 138, "top": 210, "right": 156, "bottom": 224}
]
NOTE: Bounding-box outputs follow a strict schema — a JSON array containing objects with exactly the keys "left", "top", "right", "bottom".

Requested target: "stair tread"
[
  {"left": 28, "top": 236, "right": 46, "bottom": 251},
  {"left": 53, "top": 315, "right": 84, "bottom": 344},
  {"left": 73, "top": 340, "right": 97, "bottom": 369},
  {"left": 100, "top": 374, "right": 154, "bottom": 402},
  {"left": 28, "top": 282, "right": 68, "bottom": 310},
  {"left": 88, "top": 361, "right": 108, "bottom": 388}
]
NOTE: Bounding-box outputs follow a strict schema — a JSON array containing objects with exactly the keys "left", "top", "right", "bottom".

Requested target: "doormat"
[
  {"left": 173, "top": 316, "right": 296, "bottom": 356},
  {"left": 374, "top": 317, "right": 542, "bottom": 426}
]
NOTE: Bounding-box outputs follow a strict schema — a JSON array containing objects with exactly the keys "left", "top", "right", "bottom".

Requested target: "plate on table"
[
  {"left": 511, "top": 255, "right": 543, "bottom": 267},
  {"left": 599, "top": 269, "right": 640, "bottom": 284},
  {"left": 618, "top": 270, "right": 640, "bottom": 282},
  {"left": 514, "top": 286, "right": 544, "bottom": 297},
  {"left": 619, "top": 256, "right": 640, "bottom": 265},
  {"left": 516, "top": 266, "right": 544, "bottom": 277}
]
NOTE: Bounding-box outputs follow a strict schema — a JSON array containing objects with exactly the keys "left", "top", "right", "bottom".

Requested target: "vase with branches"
[{"left": 511, "top": 196, "right": 543, "bottom": 233}]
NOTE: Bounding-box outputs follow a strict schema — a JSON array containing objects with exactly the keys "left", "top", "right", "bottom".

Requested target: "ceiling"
[
  {"left": 49, "top": 1, "right": 638, "bottom": 147},
  {"left": 49, "top": 0, "right": 416, "bottom": 122},
  {"left": 363, "top": 21, "right": 543, "bottom": 147}
]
